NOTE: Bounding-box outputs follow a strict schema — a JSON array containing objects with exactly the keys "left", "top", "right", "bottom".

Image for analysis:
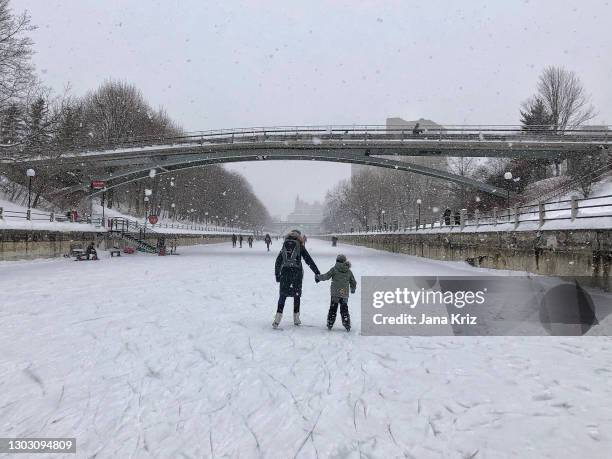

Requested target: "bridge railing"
[
  {"left": 332, "top": 193, "right": 612, "bottom": 235},
  {"left": 24, "top": 124, "right": 609, "bottom": 158}
]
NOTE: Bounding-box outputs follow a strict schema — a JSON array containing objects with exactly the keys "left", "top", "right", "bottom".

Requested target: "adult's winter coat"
[{"left": 275, "top": 234, "right": 319, "bottom": 297}]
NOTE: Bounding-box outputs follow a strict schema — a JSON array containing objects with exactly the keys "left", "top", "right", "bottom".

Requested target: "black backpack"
[{"left": 280, "top": 239, "right": 301, "bottom": 270}]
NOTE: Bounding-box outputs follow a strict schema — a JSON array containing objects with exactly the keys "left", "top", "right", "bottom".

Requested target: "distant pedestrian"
[
  {"left": 264, "top": 233, "right": 272, "bottom": 251},
  {"left": 454, "top": 210, "right": 461, "bottom": 225},
  {"left": 443, "top": 208, "right": 452, "bottom": 226},
  {"left": 248, "top": 235, "right": 254, "bottom": 248},
  {"left": 85, "top": 242, "right": 98, "bottom": 260},
  {"left": 232, "top": 233, "right": 237, "bottom": 248},
  {"left": 412, "top": 122, "right": 423, "bottom": 135},
  {"left": 239, "top": 234, "right": 243, "bottom": 248}
]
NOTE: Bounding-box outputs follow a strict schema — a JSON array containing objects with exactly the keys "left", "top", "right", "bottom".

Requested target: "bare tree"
[
  {"left": 0, "top": 0, "right": 36, "bottom": 108},
  {"left": 535, "top": 66, "right": 596, "bottom": 131}
]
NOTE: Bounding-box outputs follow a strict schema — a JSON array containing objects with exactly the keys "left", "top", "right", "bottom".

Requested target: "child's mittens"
[{"left": 351, "top": 288, "right": 356, "bottom": 294}]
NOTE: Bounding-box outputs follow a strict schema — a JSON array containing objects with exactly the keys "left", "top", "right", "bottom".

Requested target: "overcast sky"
[{"left": 16, "top": 0, "right": 612, "bottom": 218}]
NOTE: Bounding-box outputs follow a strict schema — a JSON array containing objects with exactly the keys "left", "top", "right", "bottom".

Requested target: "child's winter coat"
[{"left": 318, "top": 259, "right": 357, "bottom": 299}]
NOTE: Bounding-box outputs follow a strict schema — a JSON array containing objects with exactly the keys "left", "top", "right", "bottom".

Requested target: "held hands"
[{"left": 315, "top": 274, "right": 320, "bottom": 283}]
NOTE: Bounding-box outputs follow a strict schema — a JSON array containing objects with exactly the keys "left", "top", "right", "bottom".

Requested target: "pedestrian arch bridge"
[{"left": 8, "top": 124, "right": 610, "bottom": 199}]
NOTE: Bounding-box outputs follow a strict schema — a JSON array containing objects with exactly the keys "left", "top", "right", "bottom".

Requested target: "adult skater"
[
  {"left": 248, "top": 235, "right": 254, "bottom": 248},
  {"left": 239, "top": 234, "right": 243, "bottom": 248},
  {"left": 232, "top": 233, "right": 237, "bottom": 248},
  {"left": 264, "top": 233, "right": 272, "bottom": 251},
  {"left": 273, "top": 230, "right": 320, "bottom": 328}
]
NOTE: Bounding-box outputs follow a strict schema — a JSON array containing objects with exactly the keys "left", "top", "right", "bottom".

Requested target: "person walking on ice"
[
  {"left": 273, "top": 230, "right": 320, "bottom": 328},
  {"left": 264, "top": 233, "right": 272, "bottom": 251},
  {"left": 239, "top": 234, "right": 243, "bottom": 248},
  {"left": 232, "top": 233, "right": 237, "bottom": 247},
  {"left": 248, "top": 235, "right": 254, "bottom": 248},
  {"left": 316, "top": 254, "right": 357, "bottom": 331}
]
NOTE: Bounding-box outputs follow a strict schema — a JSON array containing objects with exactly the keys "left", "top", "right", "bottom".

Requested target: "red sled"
[{"left": 123, "top": 247, "right": 136, "bottom": 254}]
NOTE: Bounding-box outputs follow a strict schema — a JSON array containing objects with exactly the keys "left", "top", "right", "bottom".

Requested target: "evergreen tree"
[
  {"left": 24, "top": 96, "right": 52, "bottom": 153},
  {"left": 519, "top": 97, "right": 554, "bottom": 179},
  {"left": 0, "top": 103, "right": 25, "bottom": 145},
  {"left": 520, "top": 97, "right": 552, "bottom": 132}
]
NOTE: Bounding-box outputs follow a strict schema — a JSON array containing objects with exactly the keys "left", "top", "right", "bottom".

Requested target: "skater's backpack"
[{"left": 280, "top": 239, "right": 301, "bottom": 270}]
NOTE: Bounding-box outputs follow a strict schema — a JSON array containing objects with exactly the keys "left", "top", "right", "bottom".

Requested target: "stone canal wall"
[
  {"left": 0, "top": 229, "right": 230, "bottom": 261},
  {"left": 324, "top": 230, "right": 612, "bottom": 289}
]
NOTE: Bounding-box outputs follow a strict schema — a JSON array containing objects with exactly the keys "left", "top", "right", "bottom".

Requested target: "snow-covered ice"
[{"left": 1, "top": 239, "right": 611, "bottom": 458}]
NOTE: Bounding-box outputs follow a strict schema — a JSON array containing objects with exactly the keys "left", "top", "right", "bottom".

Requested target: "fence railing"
[
  {"left": 108, "top": 216, "right": 247, "bottom": 234},
  {"left": 333, "top": 194, "right": 612, "bottom": 234},
  {"left": 0, "top": 208, "right": 104, "bottom": 226},
  {"left": 0, "top": 208, "right": 250, "bottom": 234}
]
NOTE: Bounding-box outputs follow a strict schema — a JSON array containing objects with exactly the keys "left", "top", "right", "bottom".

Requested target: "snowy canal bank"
[{"left": 1, "top": 239, "right": 611, "bottom": 458}]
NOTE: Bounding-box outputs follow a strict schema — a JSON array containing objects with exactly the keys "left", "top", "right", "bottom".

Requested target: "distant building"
[
  {"left": 384, "top": 117, "right": 447, "bottom": 170},
  {"left": 351, "top": 116, "right": 448, "bottom": 177},
  {"left": 286, "top": 195, "right": 324, "bottom": 225},
  {"left": 268, "top": 195, "right": 325, "bottom": 235}
]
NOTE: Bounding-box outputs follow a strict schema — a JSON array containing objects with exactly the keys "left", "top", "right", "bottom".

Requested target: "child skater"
[{"left": 316, "top": 254, "right": 357, "bottom": 331}]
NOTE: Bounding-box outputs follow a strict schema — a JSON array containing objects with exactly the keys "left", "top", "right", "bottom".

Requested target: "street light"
[
  {"left": 503, "top": 171, "right": 513, "bottom": 216},
  {"left": 26, "top": 168, "right": 35, "bottom": 209},
  {"left": 416, "top": 198, "right": 422, "bottom": 229},
  {"left": 171, "top": 203, "right": 176, "bottom": 222},
  {"left": 143, "top": 195, "right": 150, "bottom": 239}
]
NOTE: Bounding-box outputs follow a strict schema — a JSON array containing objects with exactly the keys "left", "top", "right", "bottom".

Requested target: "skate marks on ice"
[{"left": 1, "top": 240, "right": 612, "bottom": 457}]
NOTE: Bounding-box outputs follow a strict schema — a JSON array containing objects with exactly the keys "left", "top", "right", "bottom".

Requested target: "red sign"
[
  {"left": 90, "top": 180, "right": 106, "bottom": 190},
  {"left": 148, "top": 215, "right": 159, "bottom": 225}
]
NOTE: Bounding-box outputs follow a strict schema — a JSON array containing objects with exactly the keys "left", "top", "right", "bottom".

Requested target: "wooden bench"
[{"left": 110, "top": 247, "right": 121, "bottom": 257}]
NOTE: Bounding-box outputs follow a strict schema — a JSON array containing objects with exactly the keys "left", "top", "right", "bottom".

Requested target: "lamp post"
[
  {"left": 381, "top": 209, "right": 385, "bottom": 231},
  {"left": 143, "top": 196, "right": 150, "bottom": 239},
  {"left": 26, "top": 168, "right": 35, "bottom": 209},
  {"left": 503, "top": 171, "right": 513, "bottom": 217},
  {"left": 416, "top": 198, "right": 422, "bottom": 230},
  {"left": 171, "top": 203, "right": 176, "bottom": 222},
  {"left": 101, "top": 188, "right": 107, "bottom": 225}
]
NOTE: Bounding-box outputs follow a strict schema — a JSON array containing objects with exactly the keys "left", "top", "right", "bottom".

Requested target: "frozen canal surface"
[{"left": 1, "top": 239, "right": 611, "bottom": 458}]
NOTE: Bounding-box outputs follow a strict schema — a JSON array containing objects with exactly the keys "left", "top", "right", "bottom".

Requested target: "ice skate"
[
  {"left": 342, "top": 315, "right": 351, "bottom": 332},
  {"left": 272, "top": 312, "right": 283, "bottom": 329},
  {"left": 327, "top": 312, "right": 336, "bottom": 330},
  {"left": 293, "top": 312, "right": 301, "bottom": 326}
]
